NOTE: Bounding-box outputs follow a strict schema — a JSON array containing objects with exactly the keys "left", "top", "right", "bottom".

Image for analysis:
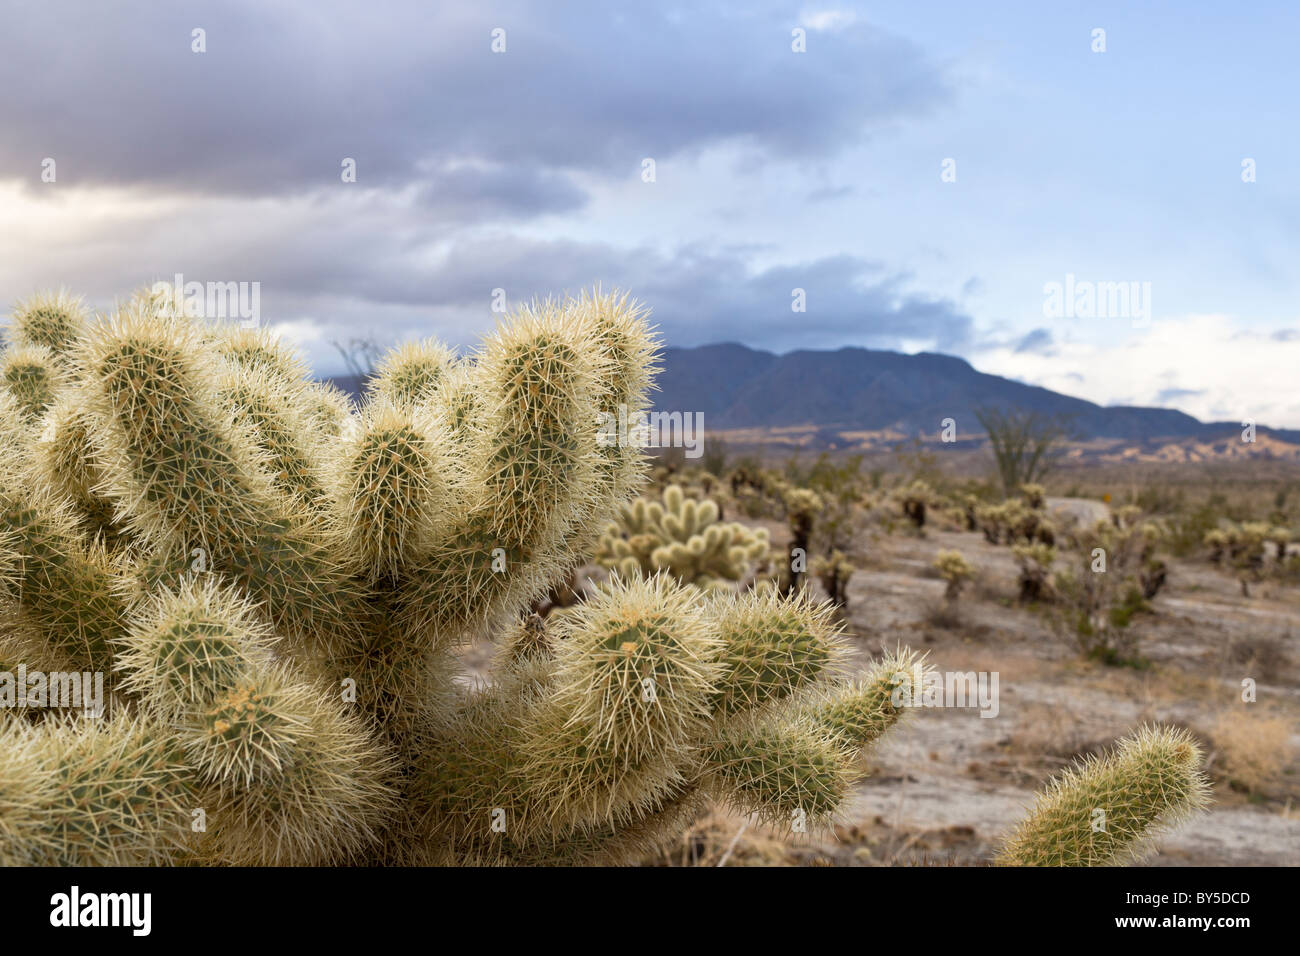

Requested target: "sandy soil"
[{"left": 804, "top": 504, "right": 1300, "bottom": 866}]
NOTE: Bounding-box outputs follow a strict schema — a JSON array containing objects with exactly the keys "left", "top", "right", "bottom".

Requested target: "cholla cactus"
[
  {"left": 933, "top": 549, "right": 974, "bottom": 601},
  {"left": 1113, "top": 503, "right": 1143, "bottom": 530},
  {"left": 1019, "top": 482, "right": 1046, "bottom": 510},
  {"left": 595, "top": 484, "right": 769, "bottom": 591},
  {"left": 1051, "top": 519, "right": 1158, "bottom": 663},
  {"left": 773, "top": 486, "right": 823, "bottom": 595},
  {"left": 997, "top": 725, "right": 1210, "bottom": 866},
  {"left": 1266, "top": 524, "right": 1291, "bottom": 563},
  {"left": 897, "top": 479, "right": 931, "bottom": 529},
  {"left": 1, "top": 286, "right": 933, "bottom": 866},
  {"left": 1203, "top": 527, "right": 1229, "bottom": 564},
  {"left": 977, "top": 498, "right": 1055, "bottom": 547},
  {"left": 811, "top": 550, "right": 854, "bottom": 608},
  {"left": 8, "top": 290, "right": 90, "bottom": 357},
  {"left": 1227, "top": 521, "right": 1270, "bottom": 595},
  {"left": 1, "top": 345, "right": 63, "bottom": 423},
  {"left": 1012, "top": 543, "right": 1056, "bottom": 603}
]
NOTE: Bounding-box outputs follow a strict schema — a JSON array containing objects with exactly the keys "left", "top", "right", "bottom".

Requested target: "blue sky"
[{"left": 2, "top": 1, "right": 1298, "bottom": 425}]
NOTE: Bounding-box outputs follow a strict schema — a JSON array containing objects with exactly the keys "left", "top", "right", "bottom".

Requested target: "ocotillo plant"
[{"left": 0, "top": 286, "right": 936, "bottom": 866}]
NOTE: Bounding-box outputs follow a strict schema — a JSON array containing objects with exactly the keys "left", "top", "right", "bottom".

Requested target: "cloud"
[
  {"left": 0, "top": 0, "right": 950, "bottom": 214},
  {"left": 972, "top": 315, "right": 1300, "bottom": 429},
  {"left": 0, "top": 177, "right": 973, "bottom": 374},
  {"left": 1012, "top": 327, "right": 1054, "bottom": 354},
  {"left": 800, "top": 9, "right": 860, "bottom": 32},
  {"left": 806, "top": 185, "right": 855, "bottom": 203}
]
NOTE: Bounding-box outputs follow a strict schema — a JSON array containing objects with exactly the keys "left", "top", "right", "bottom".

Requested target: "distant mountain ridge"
[
  {"left": 323, "top": 341, "right": 1299, "bottom": 448},
  {"left": 649, "top": 342, "right": 1300, "bottom": 443}
]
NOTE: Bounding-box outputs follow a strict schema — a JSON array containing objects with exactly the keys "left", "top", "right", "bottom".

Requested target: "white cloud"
[
  {"left": 972, "top": 314, "right": 1300, "bottom": 429},
  {"left": 800, "top": 9, "right": 859, "bottom": 32}
]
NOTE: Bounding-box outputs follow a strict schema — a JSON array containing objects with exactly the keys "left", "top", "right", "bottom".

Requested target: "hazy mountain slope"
[
  {"left": 652, "top": 343, "right": 1294, "bottom": 442},
  {"left": 325, "top": 341, "right": 1297, "bottom": 444}
]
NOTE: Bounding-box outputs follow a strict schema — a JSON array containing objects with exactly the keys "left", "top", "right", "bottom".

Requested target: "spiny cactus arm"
[
  {"left": 299, "top": 380, "right": 353, "bottom": 438},
  {"left": 472, "top": 303, "right": 610, "bottom": 552},
  {"left": 210, "top": 323, "right": 313, "bottom": 388},
  {"left": 433, "top": 360, "right": 481, "bottom": 441},
  {"left": 578, "top": 289, "right": 659, "bottom": 506},
  {"left": 418, "top": 576, "right": 723, "bottom": 860},
  {"left": 995, "top": 724, "right": 1211, "bottom": 866},
  {"left": 700, "top": 648, "right": 926, "bottom": 828},
  {"left": 7, "top": 290, "right": 90, "bottom": 361},
  {"left": 0, "top": 712, "right": 192, "bottom": 866},
  {"left": 2, "top": 344, "right": 64, "bottom": 422},
  {"left": 191, "top": 677, "right": 395, "bottom": 865},
  {"left": 77, "top": 305, "right": 290, "bottom": 550},
  {"left": 216, "top": 363, "right": 332, "bottom": 512},
  {"left": 370, "top": 338, "right": 457, "bottom": 408},
  {"left": 115, "top": 576, "right": 395, "bottom": 865},
  {"left": 76, "top": 304, "right": 368, "bottom": 655},
  {"left": 330, "top": 399, "right": 454, "bottom": 584},
  {"left": 699, "top": 716, "right": 858, "bottom": 829},
  {"left": 515, "top": 574, "right": 720, "bottom": 833},
  {"left": 0, "top": 485, "right": 128, "bottom": 673},
  {"left": 706, "top": 589, "right": 846, "bottom": 719},
  {"left": 799, "top": 649, "right": 926, "bottom": 749},
  {"left": 32, "top": 394, "right": 124, "bottom": 546},
  {"left": 395, "top": 301, "right": 623, "bottom": 641},
  {"left": 415, "top": 675, "right": 541, "bottom": 861},
  {"left": 504, "top": 784, "right": 708, "bottom": 866}
]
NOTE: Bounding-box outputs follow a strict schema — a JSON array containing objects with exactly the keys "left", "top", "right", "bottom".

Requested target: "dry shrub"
[
  {"left": 1209, "top": 712, "right": 1293, "bottom": 796},
  {"left": 650, "top": 808, "right": 804, "bottom": 866}
]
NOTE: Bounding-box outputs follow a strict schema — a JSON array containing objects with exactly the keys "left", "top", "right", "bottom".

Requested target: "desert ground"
[{"left": 594, "top": 449, "right": 1300, "bottom": 867}]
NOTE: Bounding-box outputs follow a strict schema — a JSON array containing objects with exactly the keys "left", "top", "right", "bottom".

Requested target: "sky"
[{"left": 2, "top": 0, "right": 1299, "bottom": 426}]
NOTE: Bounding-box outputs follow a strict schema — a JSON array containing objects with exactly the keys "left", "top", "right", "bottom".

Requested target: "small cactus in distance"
[
  {"left": 933, "top": 549, "right": 974, "bottom": 601},
  {"left": 1013, "top": 543, "right": 1056, "bottom": 603},
  {"left": 1203, "top": 527, "right": 1229, "bottom": 564},
  {"left": 897, "top": 479, "right": 931, "bottom": 529},
  {"left": 812, "top": 549, "right": 854, "bottom": 608},
  {"left": 594, "top": 484, "right": 770, "bottom": 591},
  {"left": 778, "top": 486, "right": 823, "bottom": 594},
  {"left": 1019, "top": 482, "right": 1047, "bottom": 510}
]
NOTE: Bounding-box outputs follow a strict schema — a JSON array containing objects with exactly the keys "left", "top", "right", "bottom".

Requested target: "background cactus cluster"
[
  {"left": 594, "top": 484, "right": 769, "bottom": 591},
  {"left": 975, "top": 493, "right": 1056, "bottom": 547}
]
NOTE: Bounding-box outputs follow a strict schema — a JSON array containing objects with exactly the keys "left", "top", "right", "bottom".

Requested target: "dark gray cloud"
[
  {"left": 806, "top": 185, "right": 855, "bottom": 203},
  {"left": 0, "top": 0, "right": 950, "bottom": 213},
  {"left": 260, "top": 239, "right": 976, "bottom": 367},
  {"left": 1013, "top": 327, "right": 1055, "bottom": 354},
  {"left": 0, "top": 1, "right": 964, "bottom": 372}
]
